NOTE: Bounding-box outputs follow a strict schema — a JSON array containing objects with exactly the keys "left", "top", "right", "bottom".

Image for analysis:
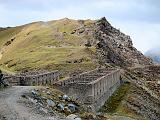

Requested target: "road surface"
[{"left": 0, "top": 86, "right": 59, "bottom": 120}]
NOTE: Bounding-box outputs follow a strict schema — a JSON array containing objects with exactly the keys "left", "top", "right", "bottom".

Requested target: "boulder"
[
  {"left": 66, "top": 114, "right": 81, "bottom": 120},
  {"left": 64, "top": 107, "right": 71, "bottom": 115},
  {"left": 57, "top": 103, "right": 65, "bottom": 111},
  {"left": 31, "top": 90, "right": 38, "bottom": 96},
  {"left": 40, "top": 107, "right": 48, "bottom": 114},
  {"left": 47, "top": 91, "right": 51, "bottom": 95},
  {"left": 68, "top": 104, "right": 77, "bottom": 113},
  {"left": 62, "top": 94, "right": 70, "bottom": 101},
  {"left": 47, "top": 99, "right": 56, "bottom": 107},
  {"left": 28, "top": 97, "right": 37, "bottom": 104}
]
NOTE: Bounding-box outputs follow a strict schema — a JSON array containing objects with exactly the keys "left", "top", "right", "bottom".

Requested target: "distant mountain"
[{"left": 145, "top": 47, "right": 160, "bottom": 63}]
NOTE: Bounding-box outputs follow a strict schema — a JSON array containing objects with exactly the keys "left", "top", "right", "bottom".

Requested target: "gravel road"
[{"left": 0, "top": 86, "right": 59, "bottom": 120}]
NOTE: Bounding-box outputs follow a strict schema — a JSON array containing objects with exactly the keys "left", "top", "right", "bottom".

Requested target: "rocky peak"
[{"left": 93, "top": 17, "right": 153, "bottom": 67}]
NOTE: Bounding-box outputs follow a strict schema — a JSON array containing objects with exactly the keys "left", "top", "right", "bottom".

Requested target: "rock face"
[
  {"left": 93, "top": 17, "right": 153, "bottom": 67},
  {"left": 123, "top": 65, "right": 160, "bottom": 120}
]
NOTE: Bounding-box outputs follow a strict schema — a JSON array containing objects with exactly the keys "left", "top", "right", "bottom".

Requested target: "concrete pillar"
[
  {"left": 91, "top": 84, "right": 95, "bottom": 101},
  {"left": 45, "top": 74, "right": 47, "bottom": 85},
  {"left": 97, "top": 82, "right": 99, "bottom": 98},
  {"left": 113, "top": 74, "right": 115, "bottom": 85},
  {"left": 45, "top": 75, "right": 47, "bottom": 85},
  {"left": 111, "top": 74, "right": 113, "bottom": 86},
  {"left": 42, "top": 75, "right": 44, "bottom": 85},
  {"left": 93, "top": 83, "right": 96, "bottom": 101},
  {"left": 49, "top": 74, "right": 51, "bottom": 85},
  {"left": 114, "top": 73, "right": 116, "bottom": 84},
  {"left": 37, "top": 77, "right": 39, "bottom": 85},
  {"left": 108, "top": 75, "right": 111, "bottom": 88},
  {"left": 103, "top": 78, "right": 105, "bottom": 93},
  {"left": 95, "top": 83, "right": 98, "bottom": 99},
  {"left": 51, "top": 73, "right": 54, "bottom": 85},
  {"left": 106, "top": 76, "right": 108, "bottom": 90},
  {"left": 110, "top": 74, "right": 112, "bottom": 86},
  {"left": 30, "top": 77, "right": 33, "bottom": 85},
  {"left": 111, "top": 74, "right": 113, "bottom": 85},
  {"left": 103, "top": 78, "right": 105, "bottom": 94},
  {"left": 39, "top": 76, "right": 41, "bottom": 85}
]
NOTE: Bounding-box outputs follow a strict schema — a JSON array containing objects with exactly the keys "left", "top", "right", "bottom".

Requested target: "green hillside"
[{"left": 0, "top": 18, "right": 98, "bottom": 75}]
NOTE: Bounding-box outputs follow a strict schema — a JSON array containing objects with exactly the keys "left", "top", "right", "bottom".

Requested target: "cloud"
[
  {"left": 0, "top": 0, "right": 160, "bottom": 52},
  {"left": 112, "top": 21, "right": 160, "bottom": 52},
  {"left": 0, "top": 0, "right": 160, "bottom": 24}
]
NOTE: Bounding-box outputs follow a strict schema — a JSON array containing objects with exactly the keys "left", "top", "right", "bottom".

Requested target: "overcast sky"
[{"left": 0, "top": 0, "right": 160, "bottom": 53}]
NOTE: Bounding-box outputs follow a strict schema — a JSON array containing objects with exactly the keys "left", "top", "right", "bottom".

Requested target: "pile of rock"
[
  {"left": 21, "top": 87, "right": 82, "bottom": 119},
  {"left": 122, "top": 66, "right": 160, "bottom": 120},
  {"left": 131, "top": 65, "right": 160, "bottom": 97},
  {"left": 21, "top": 86, "right": 111, "bottom": 120}
]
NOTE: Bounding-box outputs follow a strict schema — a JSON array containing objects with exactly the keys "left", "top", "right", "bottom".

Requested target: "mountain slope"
[
  {"left": 0, "top": 17, "right": 152, "bottom": 74},
  {"left": 0, "top": 19, "right": 98, "bottom": 74},
  {"left": 94, "top": 17, "right": 152, "bottom": 67}
]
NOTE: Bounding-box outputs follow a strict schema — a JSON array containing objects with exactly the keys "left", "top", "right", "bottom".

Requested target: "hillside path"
[{"left": 0, "top": 86, "right": 59, "bottom": 120}]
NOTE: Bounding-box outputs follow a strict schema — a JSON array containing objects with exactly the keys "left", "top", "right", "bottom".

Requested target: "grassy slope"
[
  {"left": 0, "top": 18, "right": 98, "bottom": 75},
  {"left": 0, "top": 26, "right": 23, "bottom": 48},
  {"left": 99, "top": 83, "right": 148, "bottom": 120}
]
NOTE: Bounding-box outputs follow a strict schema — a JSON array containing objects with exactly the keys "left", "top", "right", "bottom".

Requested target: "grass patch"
[
  {"left": 0, "top": 45, "right": 98, "bottom": 74},
  {"left": 99, "top": 82, "right": 131, "bottom": 113},
  {"left": 0, "top": 18, "right": 97, "bottom": 74},
  {"left": 0, "top": 26, "right": 23, "bottom": 48}
]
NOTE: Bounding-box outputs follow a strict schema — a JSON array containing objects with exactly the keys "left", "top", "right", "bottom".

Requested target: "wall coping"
[
  {"left": 55, "top": 69, "right": 120, "bottom": 86},
  {"left": 4, "top": 70, "right": 59, "bottom": 78},
  {"left": 88, "top": 69, "right": 120, "bottom": 85}
]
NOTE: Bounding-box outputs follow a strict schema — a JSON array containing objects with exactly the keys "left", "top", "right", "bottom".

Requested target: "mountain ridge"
[{"left": 0, "top": 17, "right": 153, "bottom": 74}]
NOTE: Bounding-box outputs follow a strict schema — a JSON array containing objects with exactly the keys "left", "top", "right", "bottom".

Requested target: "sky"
[{"left": 0, "top": 0, "right": 160, "bottom": 53}]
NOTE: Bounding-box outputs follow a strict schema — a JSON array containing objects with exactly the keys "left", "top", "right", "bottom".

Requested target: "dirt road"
[{"left": 0, "top": 86, "right": 60, "bottom": 120}]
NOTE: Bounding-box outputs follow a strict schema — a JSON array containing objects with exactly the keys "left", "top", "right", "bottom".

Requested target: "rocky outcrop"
[
  {"left": 126, "top": 84, "right": 160, "bottom": 120},
  {"left": 93, "top": 17, "right": 153, "bottom": 67},
  {"left": 92, "top": 17, "right": 160, "bottom": 120},
  {"left": 130, "top": 65, "right": 160, "bottom": 98},
  {"left": 122, "top": 65, "right": 160, "bottom": 120}
]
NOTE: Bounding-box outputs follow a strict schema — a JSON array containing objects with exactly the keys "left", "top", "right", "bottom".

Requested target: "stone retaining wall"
[
  {"left": 4, "top": 68, "right": 121, "bottom": 112},
  {"left": 55, "top": 68, "right": 121, "bottom": 111},
  {"left": 4, "top": 71, "right": 59, "bottom": 86}
]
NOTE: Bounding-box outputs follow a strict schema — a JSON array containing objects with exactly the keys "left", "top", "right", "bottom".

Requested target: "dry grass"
[{"left": 0, "top": 18, "right": 98, "bottom": 74}]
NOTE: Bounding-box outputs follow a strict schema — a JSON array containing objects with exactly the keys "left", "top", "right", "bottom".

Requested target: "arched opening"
[{"left": 20, "top": 77, "right": 27, "bottom": 86}]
